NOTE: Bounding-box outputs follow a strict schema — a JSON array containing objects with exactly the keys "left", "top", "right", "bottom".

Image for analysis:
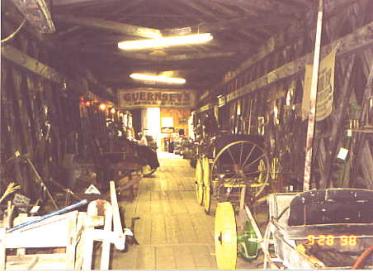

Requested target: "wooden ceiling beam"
[
  {"left": 109, "top": 0, "right": 146, "bottom": 18},
  {"left": 212, "top": 0, "right": 302, "bottom": 18},
  {"left": 115, "top": 50, "right": 236, "bottom": 62},
  {"left": 163, "top": 14, "right": 292, "bottom": 36},
  {"left": 99, "top": 65, "right": 228, "bottom": 79},
  {"left": 267, "top": 0, "right": 308, "bottom": 12},
  {"left": 54, "top": 0, "right": 146, "bottom": 37},
  {"left": 224, "top": 21, "right": 373, "bottom": 103},
  {"left": 199, "top": 0, "right": 242, "bottom": 17},
  {"left": 248, "top": 0, "right": 305, "bottom": 14},
  {"left": 181, "top": 0, "right": 220, "bottom": 21},
  {"left": 89, "top": 57, "right": 237, "bottom": 73},
  {"left": 196, "top": 1, "right": 295, "bottom": 44},
  {"left": 51, "top": 0, "right": 115, "bottom": 6},
  {"left": 54, "top": 15, "right": 162, "bottom": 38},
  {"left": 108, "top": 72, "right": 224, "bottom": 87},
  {"left": 207, "top": 0, "right": 359, "bottom": 90},
  {"left": 79, "top": 47, "right": 237, "bottom": 62},
  {"left": 52, "top": 0, "right": 120, "bottom": 15},
  {"left": 1, "top": 44, "right": 64, "bottom": 83},
  {"left": 284, "top": 0, "right": 312, "bottom": 8},
  {"left": 10, "top": 0, "right": 55, "bottom": 33}
]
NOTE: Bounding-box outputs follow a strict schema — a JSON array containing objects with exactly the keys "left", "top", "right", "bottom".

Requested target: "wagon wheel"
[
  {"left": 208, "top": 140, "right": 270, "bottom": 212},
  {"left": 215, "top": 202, "right": 237, "bottom": 270},
  {"left": 215, "top": 202, "right": 266, "bottom": 270},
  {"left": 202, "top": 156, "right": 211, "bottom": 213},
  {"left": 195, "top": 157, "right": 204, "bottom": 205}
]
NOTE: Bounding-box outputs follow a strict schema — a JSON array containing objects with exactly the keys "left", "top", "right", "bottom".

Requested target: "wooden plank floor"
[{"left": 111, "top": 152, "right": 217, "bottom": 270}]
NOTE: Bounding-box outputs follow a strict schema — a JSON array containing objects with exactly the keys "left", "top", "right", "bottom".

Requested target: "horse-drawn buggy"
[
  {"left": 195, "top": 133, "right": 270, "bottom": 214},
  {"left": 193, "top": 116, "right": 373, "bottom": 270}
]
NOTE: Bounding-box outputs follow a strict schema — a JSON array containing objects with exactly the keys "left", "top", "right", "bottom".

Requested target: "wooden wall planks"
[{"left": 196, "top": 0, "right": 373, "bottom": 190}]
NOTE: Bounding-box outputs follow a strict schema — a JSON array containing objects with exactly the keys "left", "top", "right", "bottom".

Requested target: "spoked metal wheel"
[
  {"left": 210, "top": 141, "right": 270, "bottom": 210},
  {"left": 215, "top": 202, "right": 237, "bottom": 270},
  {"left": 195, "top": 158, "right": 204, "bottom": 205},
  {"left": 202, "top": 156, "right": 211, "bottom": 213}
]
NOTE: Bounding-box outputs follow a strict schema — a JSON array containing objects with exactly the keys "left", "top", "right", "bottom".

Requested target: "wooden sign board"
[
  {"left": 302, "top": 49, "right": 336, "bottom": 121},
  {"left": 118, "top": 88, "right": 195, "bottom": 109}
]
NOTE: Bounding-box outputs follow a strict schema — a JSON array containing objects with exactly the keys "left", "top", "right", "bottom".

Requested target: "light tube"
[
  {"left": 118, "top": 33, "right": 213, "bottom": 51},
  {"left": 130, "top": 73, "right": 186, "bottom": 85}
]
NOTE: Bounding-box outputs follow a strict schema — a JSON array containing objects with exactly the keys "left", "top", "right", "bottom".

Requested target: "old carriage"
[{"left": 194, "top": 132, "right": 270, "bottom": 214}]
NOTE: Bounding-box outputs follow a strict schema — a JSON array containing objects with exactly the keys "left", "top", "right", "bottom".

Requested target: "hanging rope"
[{"left": 1, "top": 19, "right": 26, "bottom": 44}]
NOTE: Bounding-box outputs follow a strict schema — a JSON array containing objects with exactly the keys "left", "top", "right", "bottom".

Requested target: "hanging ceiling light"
[
  {"left": 130, "top": 73, "right": 186, "bottom": 85},
  {"left": 118, "top": 33, "right": 213, "bottom": 51}
]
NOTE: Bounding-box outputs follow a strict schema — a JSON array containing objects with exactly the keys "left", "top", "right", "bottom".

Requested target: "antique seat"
[{"left": 288, "top": 189, "right": 373, "bottom": 226}]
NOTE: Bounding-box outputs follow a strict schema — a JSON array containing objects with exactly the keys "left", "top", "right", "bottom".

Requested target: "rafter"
[
  {"left": 54, "top": 15, "right": 162, "bottom": 38},
  {"left": 224, "top": 21, "right": 373, "bottom": 103},
  {"left": 11, "top": 0, "right": 55, "bottom": 33},
  {"left": 180, "top": 0, "right": 221, "bottom": 21},
  {"left": 204, "top": 0, "right": 359, "bottom": 94},
  {"left": 51, "top": 0, "right": 116, "bottom": 6},
  {"left": 1, "top": 44, "right": 64, "bottom": 83},
  {"left": 115, "top": 50, "right": 236, "bottom": 62},
  {"left": 212, "top": 0, "right": 303, "bottom": 18},
  {"left": 199, "top": 0, "right": 241, "bottom": 18},
  {"left": 163, "top": 14, "right": 292, "bottom": 36}
]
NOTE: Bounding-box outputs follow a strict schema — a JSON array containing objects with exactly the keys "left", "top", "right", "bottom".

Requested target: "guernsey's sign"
[{"left": 118, "top": 88, "right": 195, "bottom": 109}]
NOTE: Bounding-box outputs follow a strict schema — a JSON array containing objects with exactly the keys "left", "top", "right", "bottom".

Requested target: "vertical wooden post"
[
  {"left": 100, "top": 202, "right": 113, "bottom": 270},
  {"left": 303, "top": 0, "right": 324, "bottom": 191},
  {"left": 82, "top": 233, "right": 94, "bottom": 270}
]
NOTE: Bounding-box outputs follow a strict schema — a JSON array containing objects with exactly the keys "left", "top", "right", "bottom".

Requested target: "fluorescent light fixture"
[
  {"left": 130, "top": 73, "right": 186, "bottom": 85},
  {"left": 118, "top": 33, "right": 213, "bottom": 51}
]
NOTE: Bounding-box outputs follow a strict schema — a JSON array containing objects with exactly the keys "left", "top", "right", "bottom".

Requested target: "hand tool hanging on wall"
[
  {"left": 6, "top": 151, "right": 59, "bottom": 209},
  {"left": 23, "top": 155, "right": 59, "bottom": 209}
]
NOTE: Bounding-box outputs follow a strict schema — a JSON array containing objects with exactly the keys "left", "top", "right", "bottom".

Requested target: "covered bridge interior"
[{"left": 1, "top": 0, "right": 373, "bottom": 270}]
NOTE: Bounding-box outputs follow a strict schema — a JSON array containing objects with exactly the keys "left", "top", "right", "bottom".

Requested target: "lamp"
[
  {"left": 130, "top": 73, "right": 186, "bottom": 85},
  {"left": 118, "top": 33, "right": 213, "bottom": 51}
]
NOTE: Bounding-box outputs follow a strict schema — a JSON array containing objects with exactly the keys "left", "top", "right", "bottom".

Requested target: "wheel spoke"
[
  {"left": 212, "top": 142, "right": 269, "bottom": 199},
  {"left": 239, "top": 143, "right": 243, "bottom": 165},
  {"left": 227, "top": 147, "right": 237, "bottom": 166},
  {"left": 244, "top": 154, "right": 265, "bottom": 170},
  {"left": 243, "top": 169, "right": 260, "bottom": 174},
  {"left": 241, "top": 145, "right": 256, "bottom": 167}
]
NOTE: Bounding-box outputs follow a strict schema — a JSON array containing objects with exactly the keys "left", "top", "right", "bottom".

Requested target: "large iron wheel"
[
  {"left": 207, "top": 141, "right": 270, "bottom": 213},
  {"left": 215, "top": 202, "right": 237, "bottom": 270}
]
